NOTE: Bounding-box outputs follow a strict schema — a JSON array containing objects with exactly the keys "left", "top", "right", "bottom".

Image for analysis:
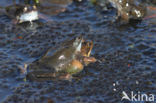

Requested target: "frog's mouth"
[{"left": 18, "top": 10, "right": 39, "bottom": 23}]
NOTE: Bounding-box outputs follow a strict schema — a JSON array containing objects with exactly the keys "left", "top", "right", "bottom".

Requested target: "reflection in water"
[
  {"left": 38, "top": 0, "right": 73, "bottom": 15},
  {"left": 0, "top": 0, "right": 73, "bottom": 16}
]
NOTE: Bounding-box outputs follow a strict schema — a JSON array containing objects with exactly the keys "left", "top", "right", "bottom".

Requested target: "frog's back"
[{"left": 26, "top": 59, "right": 57, "bottom": 81}]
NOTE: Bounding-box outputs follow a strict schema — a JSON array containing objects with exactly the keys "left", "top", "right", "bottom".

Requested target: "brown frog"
[
  {"left": 25, "top": 36, "right": 96, "bottom": 81},
  {"left": 108, "top": 0, "right": 156, "bottom": 23}
]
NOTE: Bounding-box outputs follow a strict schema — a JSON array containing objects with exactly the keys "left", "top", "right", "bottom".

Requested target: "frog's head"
[
  {"left": 16, "top": 5, "right": 39, "bottom": 23},
  {"left": 72, "top": 37, "right": 96, "bottom": 65},
  {"left": 63, "top": 38, "right": 96, "bottom": 75},
  {"left": 72, "top": 36, "right": 84, "bottom": 52},
  {"left": 63, "top": 36, "right": 96, "bottom": 74},
  {"left": 72, "top": 36, "right": 95, "bottom": 60}
]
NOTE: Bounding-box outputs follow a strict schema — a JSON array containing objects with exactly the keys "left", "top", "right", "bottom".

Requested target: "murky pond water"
[{"left": 0, "top": 0, "right": 155, "bottom": 103}]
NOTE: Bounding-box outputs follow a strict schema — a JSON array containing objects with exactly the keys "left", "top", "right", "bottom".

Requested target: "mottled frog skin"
[{"left": 26, "top": 37, "right": 96, "bottom": 80}]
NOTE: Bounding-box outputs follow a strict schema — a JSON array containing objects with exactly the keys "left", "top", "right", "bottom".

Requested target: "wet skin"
[
  {"left": 26, "top": 37, "right": 96, "bottom": 80},
  {"left": 108, "top": 0, "right": 156, "bottom": 22},
  {"left": 5, "top": 4, "right": 38, "bottom": 24},
  {"left": 0, "top": 0, "right": 74, "bottom": 24}
]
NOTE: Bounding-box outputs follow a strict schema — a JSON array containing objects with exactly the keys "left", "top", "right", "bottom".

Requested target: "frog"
[
  {"left": 108, "top": 0, "right": 156, "bottom": 23},
  {"left": 0, "top": 0, "right": 74, "bottom": 24},
  {"left": 108, "top": 0, "right": 145, "bottom": 22},
  {"left": 0, "top": 0, "right": 40, "bottom": 24},
  {"left": 24, "top": 36, "right": 96, "bottom": 81},
  {"left": 5, "top": 4, "right": 39, "bottom": 24}
]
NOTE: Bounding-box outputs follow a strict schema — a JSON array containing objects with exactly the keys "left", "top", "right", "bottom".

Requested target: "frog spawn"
[{"left": 24, "top": 37, "right": 96, "bottom": 81}]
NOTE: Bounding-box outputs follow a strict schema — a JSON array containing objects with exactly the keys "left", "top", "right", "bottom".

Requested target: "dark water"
[{"left": 0, "top": 0, "right": 155, "bottom": 103}]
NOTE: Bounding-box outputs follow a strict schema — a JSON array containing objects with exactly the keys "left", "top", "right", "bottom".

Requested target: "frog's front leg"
[{"left": 83, "top": 57, "right": 96, "bottom": 65}]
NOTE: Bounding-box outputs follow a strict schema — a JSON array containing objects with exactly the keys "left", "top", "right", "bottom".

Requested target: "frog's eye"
[
  {"left": 75, "top": 36, "right": 81, "bottom": 41},
  {"left": 77, "top": 35, "right": 83, "bottom": 40},
  {"left": 33, "top": 5, "right": 37, "bottom": 10},
  {"left": 24, "top": 7, "right": 28, "bottom": 12},
  {"left": 74, "top": 37, "right": 81, "bottom": 43}
]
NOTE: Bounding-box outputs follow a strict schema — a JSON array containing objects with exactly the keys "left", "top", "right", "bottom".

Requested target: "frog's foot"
[
  {"left": 58, "top": 74, "right": 72, "bottom": 81},
  {"left": 83, "top": 56, "right": 96, "bottom": 65}
]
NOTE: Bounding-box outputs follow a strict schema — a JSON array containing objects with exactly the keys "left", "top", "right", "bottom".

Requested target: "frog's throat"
[
  {"left": 76, "top": 41, "right": 82, "bottom": 52},
  {"left": 19, "top": 10, "right": 38, "bottom": 22},
  {"left": 73, "top": 37, "right": 83, "bottom": 52}
]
